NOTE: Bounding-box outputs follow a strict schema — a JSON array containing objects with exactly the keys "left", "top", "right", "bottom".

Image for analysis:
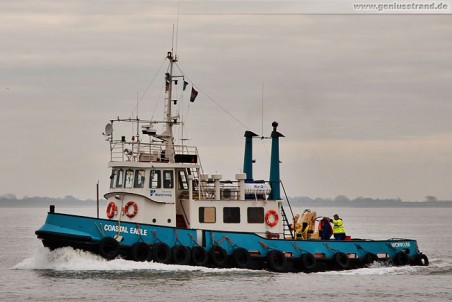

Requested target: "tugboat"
[{"left": 35, "top": 49, "right": 429, "bottom": 272}]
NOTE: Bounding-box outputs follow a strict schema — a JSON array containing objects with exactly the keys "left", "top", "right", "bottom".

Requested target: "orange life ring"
[
  {"left": 124, "top": 201, "right": 138, "bottom": 218},
  {"left": 106, "top": 201, "right": 117, "bottom": 219},
  {"left": 265, "top": 209, "right": 279, "bottom": 227}
]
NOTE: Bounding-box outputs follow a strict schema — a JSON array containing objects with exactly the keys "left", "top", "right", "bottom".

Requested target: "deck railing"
[{"left": 109, "top": 139, "right": 199, "bottom": 163}]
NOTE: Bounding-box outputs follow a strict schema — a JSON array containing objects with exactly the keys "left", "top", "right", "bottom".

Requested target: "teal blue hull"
[{"left": 36, "top": 210, "right": 428, "bottom": 272}]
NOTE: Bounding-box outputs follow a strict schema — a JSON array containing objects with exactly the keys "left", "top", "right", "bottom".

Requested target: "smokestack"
[
  {"left": 243, "top": 130, "right": 258, "bottom": 181},
  {"left": 269, "top": 122, "right": 284, "bottom": 200}
]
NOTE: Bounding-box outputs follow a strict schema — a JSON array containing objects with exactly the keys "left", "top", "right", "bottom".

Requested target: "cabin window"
[
  {"left": 199, "top": 207, "right": 216, "bottom": 223},
  {"left": 178, "top": 170, "right": 188, "bottom": 190},
  {"left": 247, "top": 207, "right": 265, "bottom": 223},
  {"left": 116, "top": 169, "right": 124, "bottom": 188},
  {"left": 223, "top": 207, "right": 240, "bottom": 223},
  {"left": 124, "top": 169, "right": 134, "bottom": 189},
  {"left": 163, "top": 170, "right": 174, "bottom": 189},
  {"left": 134, "top": 170, "right": 145, "bottom": 188},
  {"left": 150, "top": 170, "right": 161, "bottom": 188},
  {"left": 110, "top": 170, "right": 117, "bottom": 188}
]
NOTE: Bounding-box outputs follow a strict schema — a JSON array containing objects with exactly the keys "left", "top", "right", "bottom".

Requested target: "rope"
[
  {"left": 323, "top": 242, "right": 338, "bottom": 253},
  {"left": 175, "top": 63, "right": 250, "bottom": 130},
  {"left": 291, "top": 242, "right": 309, "bottom": 254},
  {"left": 152, "top": 229, "right": 162, "bottom": 244},
  {"left": 188, "top": 233, "right": 199, "bottom": 246},
  {"left": 95, "top": 223, "right": 105, "bottom": 238},
  {"left": 135, "top": 223, "right": 145, "bottom": 243},
  {"left": 355, "top": 243, "right": 368, "bottom": 254},
  {"left": 129, "top": 57, "right": 166, "bottom": 120},
  {"left": 174, "top": 228, "right": 182, "bottom": 245}
]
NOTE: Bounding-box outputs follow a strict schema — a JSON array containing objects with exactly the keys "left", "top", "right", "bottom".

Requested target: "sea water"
[{"left": 1, "top": 205, "right": 451, "bottom": 301}]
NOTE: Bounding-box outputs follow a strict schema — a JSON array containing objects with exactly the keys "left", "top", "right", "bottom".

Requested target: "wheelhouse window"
[
  {"left": 178, "top": 170, "right": 188, "bottom": 190},
  {"left": 116, "top": 169, "right": 124, "bottom": 188},
  {"left": 134, "top": 170, "right": 145, "bottom": 188},
  {"left": 124, "top": 169, "right": 134, "bottom": 189},
  {"left": 247, "top": 207, "right": 264, "bottom": 223},
  {"left": 110, "top": 170, "right": 117, "bottom": 188},
  {"left": 150, "top": 170, "right": 161, "bottom": 188},
  {"left": 223, "top": 207, "right": 240, "bottom": 223},
  {"left": 163, "top": 170, "right": 174, "bottom": 189},
  {"left": 199, "top": 207, "right": 216, "bottom": 223}
]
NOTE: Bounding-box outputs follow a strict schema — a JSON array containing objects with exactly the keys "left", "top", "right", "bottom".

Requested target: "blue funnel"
[
  {"left": 269, "top": 122, "right": 284, "bottom": 200},
  {"left": 243, "top": 131, "right": 258, "bottom": 181}
]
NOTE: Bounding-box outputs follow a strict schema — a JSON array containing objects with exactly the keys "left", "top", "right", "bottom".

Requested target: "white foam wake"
[
  {"left": 13, "top": 246, "right": 244, "bottom": 273},
  {"left": 318, "top": 261, "right": 425, "bottom": 276}
]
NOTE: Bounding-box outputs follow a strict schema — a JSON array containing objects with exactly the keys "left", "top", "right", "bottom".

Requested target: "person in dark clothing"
[{"left": 318, "top": 217, "right": 333, "bottom": 240}]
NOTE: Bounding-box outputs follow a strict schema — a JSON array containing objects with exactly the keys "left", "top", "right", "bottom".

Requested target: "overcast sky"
[{"left": 1, "top": 1, "right": 451, "bottom": 201}]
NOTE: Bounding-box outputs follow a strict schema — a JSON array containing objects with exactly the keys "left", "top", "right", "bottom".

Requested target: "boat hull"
[{"left": 35, "top": 211, "right": 428, "bottom": 272}]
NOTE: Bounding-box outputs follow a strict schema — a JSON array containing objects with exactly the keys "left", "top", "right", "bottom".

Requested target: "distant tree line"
[
  {"left": 0, "top": 193, "right": 451, "bottom": 208},
  {"left": 0, "top": 194, "right": 104, "bottom": 207},
  {"left": 287, "top": 195, "right": 452, "bottom": 207}
]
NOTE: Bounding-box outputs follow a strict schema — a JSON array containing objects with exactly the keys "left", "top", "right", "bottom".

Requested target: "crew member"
[{"left": 331, "top": 214, "right": 346, "bottom": 240}]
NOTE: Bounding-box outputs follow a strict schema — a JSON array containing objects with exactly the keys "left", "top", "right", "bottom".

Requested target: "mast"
[{"left": 162, "top": 51, "right": 176, "bottom": 162}]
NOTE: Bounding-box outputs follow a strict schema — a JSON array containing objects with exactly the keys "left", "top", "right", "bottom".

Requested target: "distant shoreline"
[{"left": 1, "top": 195, "right": 451, "bottom": 208}]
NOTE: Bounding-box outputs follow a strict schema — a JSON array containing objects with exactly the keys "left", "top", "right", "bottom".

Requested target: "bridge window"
[
  {"left": 150, "top": 170, "right": 161, "bottom": 188},
  {"left": 178, "top": 170, "right": 188, "bottom": 190},
  {"left": 163, "top": 170, "right": 174, "bottom": 188},
  {"left": 124, "top": 169, "right": 134, "bottom": 189},
  {"left": 199, "top": 207, "right": 216, "bottom": 223},
  {"left": 110, "top": 170, "right": 117, "bottom": 188},
  {"left": 247, "top": 207, "right": 264, "bottom": 223},
  {"left": 116, "top": 169, "right": 124, "bottom": 188},
  {"left": 134, "top": 170, "right": 145, "bottom": 188},
  {"left": 223, "top": 207, "right": 240, "bottom": 223}
]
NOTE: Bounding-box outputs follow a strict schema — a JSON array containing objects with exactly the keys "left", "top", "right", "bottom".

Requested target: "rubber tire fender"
[
  {"left": 417, "top": 253, "right": 429, "bottom": 266},
  {"left": 267, "top": 250, "right": 287, "bottom": 272},
  {"left": 98, "top": 237, "right": 120, "bottom": 260},
  {"left": 209, "top": 246, "right": 228, "bottom": 267},
  {"left": 232, "top": 247, "right": 251, "bottom": 269},
  {"left": 393, "top": 251, "right": 410, "bottom": 266},
  {"left": 364, "top": 253, "right": 378, "bottom": 265},
  {"left": 191, "top": 246, "right": 209, "bottom": 267},
  {"left": 131, "top": 242, "right": 151, "bottom": 262},
  {"left": 153, "top": 242, "right": 172, "bottom": 264},
  {"left": 172, "top": 245, "right": 191, "bottom": 265},
  {"left": 333, "top": 252, "right": 350, "bottom": 270},
  {"left": 301, "top": 252, "right": 316, "bottom": 271}
]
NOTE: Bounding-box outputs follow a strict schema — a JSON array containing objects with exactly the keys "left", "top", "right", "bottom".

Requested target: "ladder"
[
  {"left": 280, "top": 180, "right": 295, "bottom": 239},
  {"left": 280, "top": 206, "right": 294, "bottom": 239}
]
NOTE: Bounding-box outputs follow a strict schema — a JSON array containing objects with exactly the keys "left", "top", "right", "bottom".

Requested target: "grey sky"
[{"left": 1, "top": 1, "right": 451, "bottom": 201}]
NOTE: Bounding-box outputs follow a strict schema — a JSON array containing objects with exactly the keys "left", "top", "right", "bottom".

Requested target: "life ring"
[
  {"left": 191, "top": 246, "right": 209, "bottom": 266},
  {"left": 209, "top": 246, "right": 228, "bottom": 267},
  {"left": 124, "top": 201, "right": 138, "bottom": 218},
  {"left": 172, "top": 245, "right": 191, "bottom": 265},
  {"left": 131, "top": 242, "right": 151, "bottom": 262},
  {"left": 267, "top": 250, "right": 287, "bottom": 272},
  {"left": 98, "top": 237, "right": 120, "bottom": 260},
  {"left": 265, "top": 210, "right": 279, "bottom": 227},
  {"left": 232, "top": 247, "right": 251, "bottom": 269},
  {"left": 152, "top": 242, "right": 172, "bottom": 264},
  {"left": 333, "top": 252, "right": 350, "bottom": 270},
  {"left": 106, "top": 202, "right": 117, "bottom": 219}
]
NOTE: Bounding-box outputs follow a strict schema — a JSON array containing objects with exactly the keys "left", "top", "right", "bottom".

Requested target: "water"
[{"left": 1, "top": 205, "right": 451, "bottom": 301}]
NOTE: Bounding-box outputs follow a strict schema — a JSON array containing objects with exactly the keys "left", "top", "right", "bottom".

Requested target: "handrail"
[{"left": 280, "top": 180, "right": 295, "bottom": 239}]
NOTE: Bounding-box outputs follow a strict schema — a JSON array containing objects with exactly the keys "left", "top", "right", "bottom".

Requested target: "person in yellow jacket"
[{"left": 331, "top": 214, "right": 346, "bottom": 240}]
